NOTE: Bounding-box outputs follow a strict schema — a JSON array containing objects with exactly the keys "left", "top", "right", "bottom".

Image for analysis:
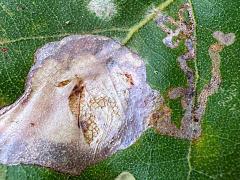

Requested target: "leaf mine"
[
  {"left": 195, "top": 31, "right": 236, "bottom": 122},
  {"left": 0, "top": 35, "right": 163, "bottom": 175},
  {"left": 153, "top": 3, "right": 199, "bottom": 139},
  {"left": 153, "top": 3, "right": 236, "bottom": 140}
]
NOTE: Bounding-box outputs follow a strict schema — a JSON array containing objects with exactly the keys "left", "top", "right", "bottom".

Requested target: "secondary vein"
[
  {"left": 122, "top": 0, "right": 175, "bottom": 45},
  {"left": 0, "top": 28, "right": 128, "bottom": 45}
]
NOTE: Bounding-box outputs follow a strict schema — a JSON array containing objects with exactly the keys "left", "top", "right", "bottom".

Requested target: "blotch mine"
[{"left": 0, "top": 35, "right": 162, "bottom": 175}]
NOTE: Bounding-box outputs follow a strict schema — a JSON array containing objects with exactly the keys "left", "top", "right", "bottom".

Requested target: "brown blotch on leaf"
[{"left": 0, "top": 35, "right": 162, "bottom": 175}]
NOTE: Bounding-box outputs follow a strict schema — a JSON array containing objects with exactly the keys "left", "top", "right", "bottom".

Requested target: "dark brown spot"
[
  {"left": 124, "top": 73, "right": 134, "bottom": 86},
  {"left": 56, "top": 80, "right": 71, "bottom": 87},
  {"left": 68, "top": 78, "right": 85, "bottom": 128},
  {"left": 80, "top": 121, "right": 88, "bottom": 133}
]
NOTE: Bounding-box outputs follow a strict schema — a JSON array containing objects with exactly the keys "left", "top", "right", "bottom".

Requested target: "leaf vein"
[
  {"left": 122, "top": 0, "right": 175, "bottom": 45},
  {"left": 0, "top": 28, "right": 128, "bottom": 45}
]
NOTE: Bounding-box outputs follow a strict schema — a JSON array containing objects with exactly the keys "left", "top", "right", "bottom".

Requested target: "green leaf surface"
[{"left": 0, "top": 0, "right": 239, "bottom": 179}]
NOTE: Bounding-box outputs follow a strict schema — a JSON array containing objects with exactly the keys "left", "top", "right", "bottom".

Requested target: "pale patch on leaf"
[
  {"left": 0, "top": 35, "right": 162, "bottom": 175},
  {"left": 115, "top": 171, "right": 135, "bottom": 180},
  {"left": 213, "top": 31, "right": 236, "bottom": 46},
  {"left": 87, "top": 0, "right": 117, "bottom": 20}
]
